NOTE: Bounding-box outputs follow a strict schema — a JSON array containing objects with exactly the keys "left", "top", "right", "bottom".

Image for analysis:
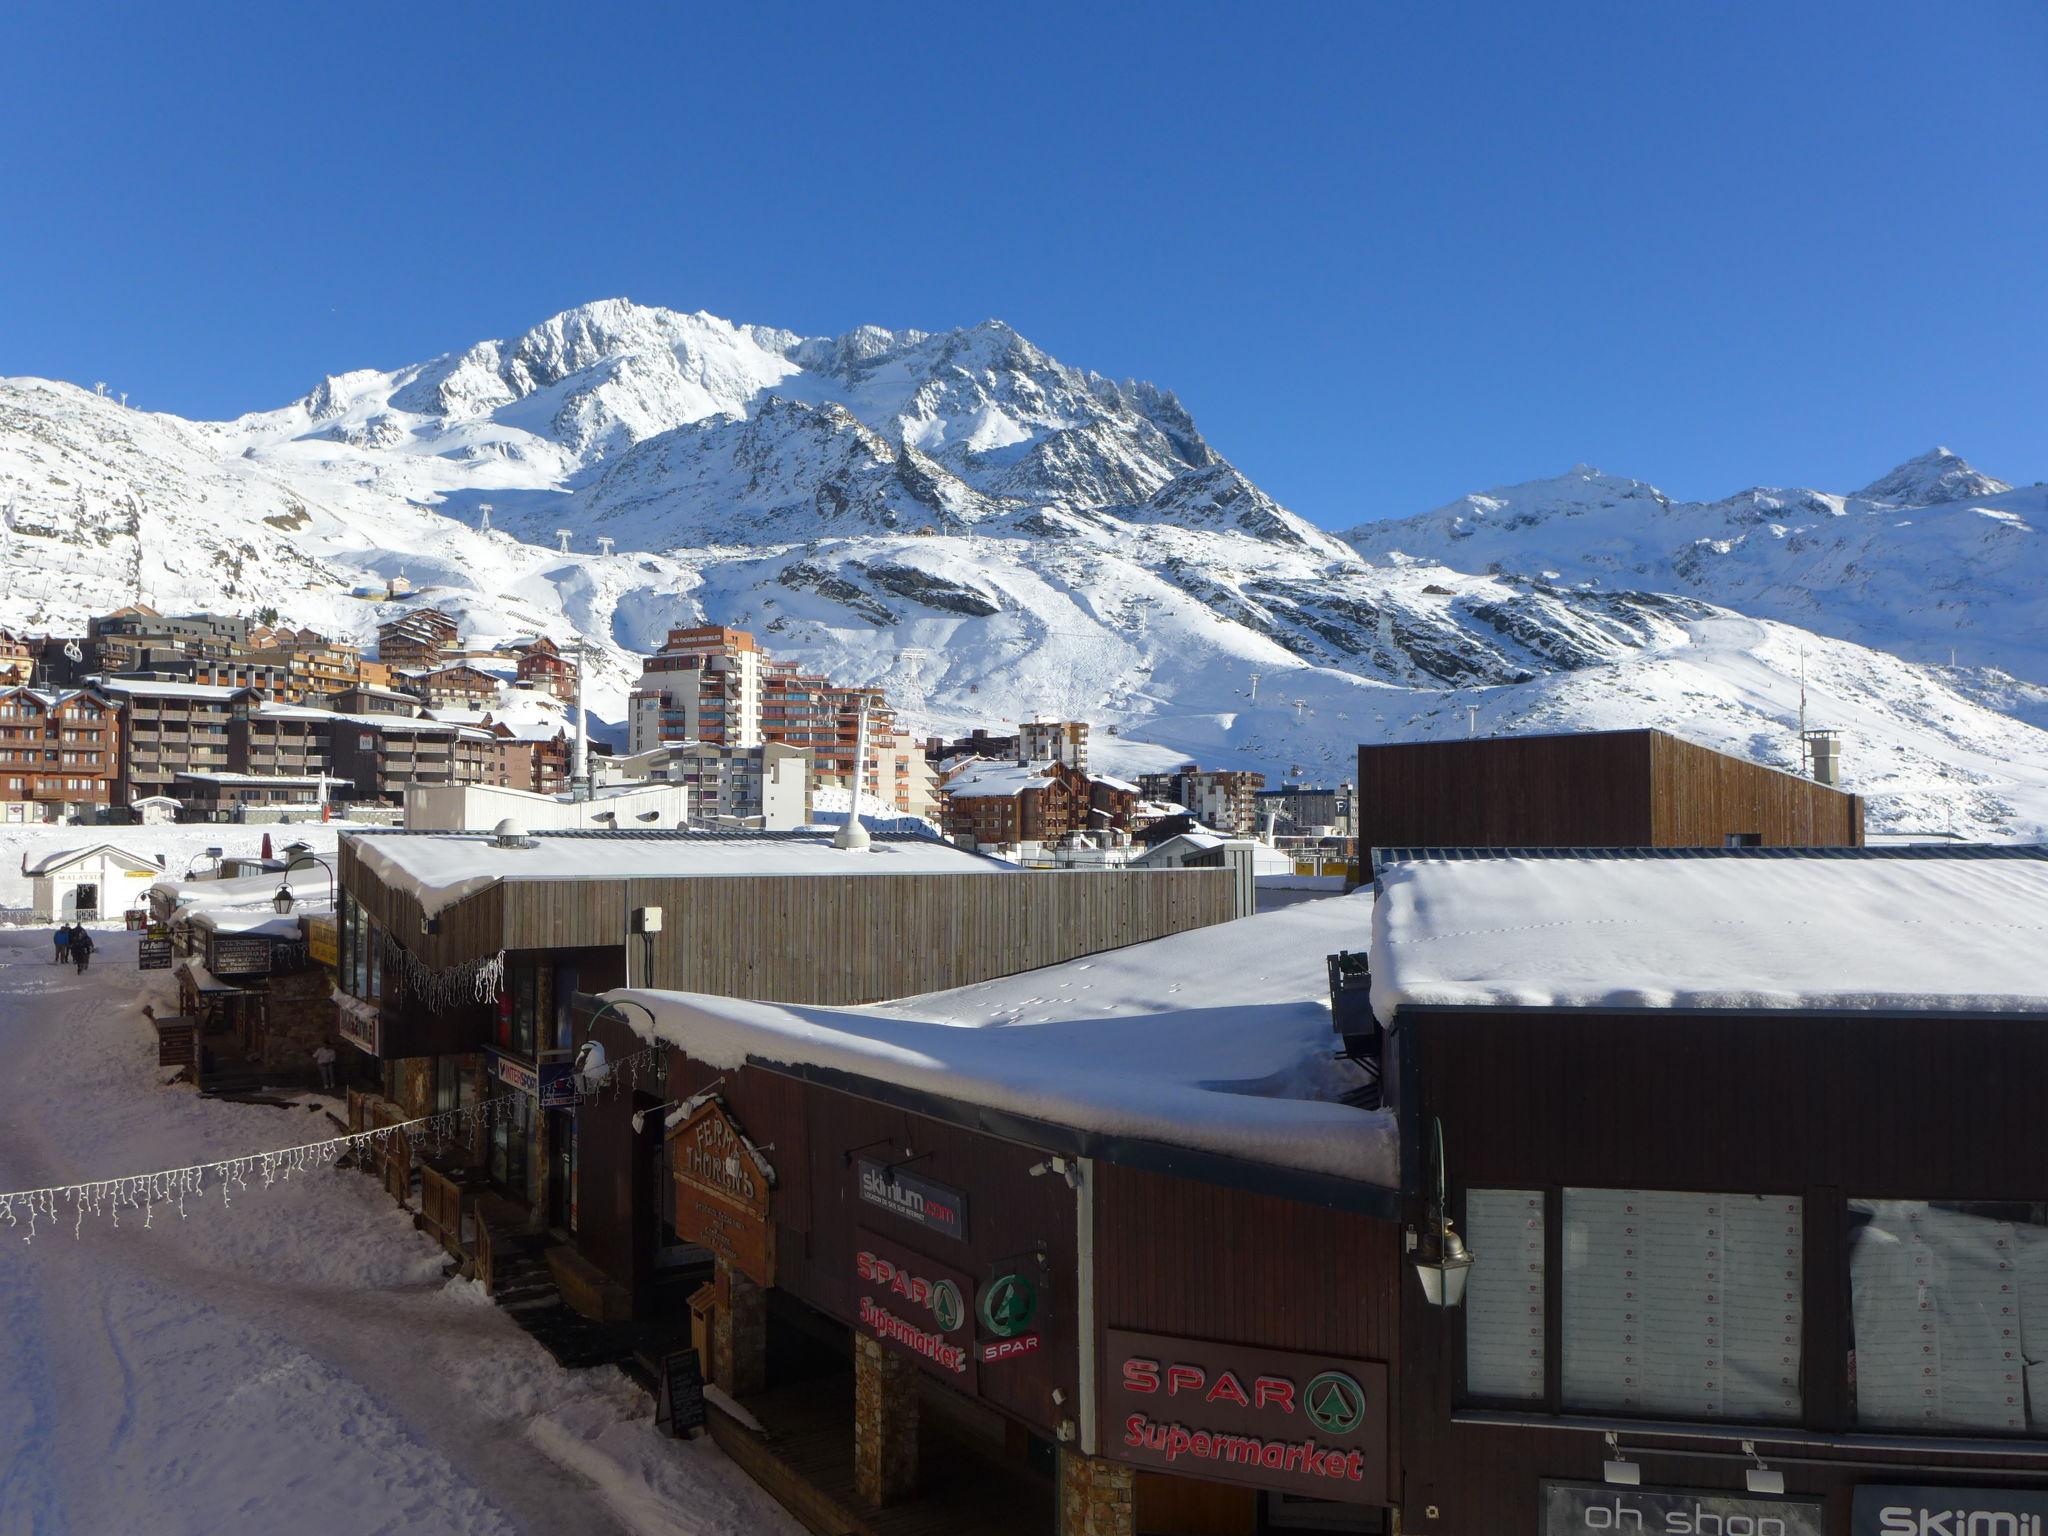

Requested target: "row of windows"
[
  {"left": 1465, "top": 1187, "right": 2048, "bottom": 1434},
  {"left": 3, "top": 777, "right": 108, "bottom": 793}
]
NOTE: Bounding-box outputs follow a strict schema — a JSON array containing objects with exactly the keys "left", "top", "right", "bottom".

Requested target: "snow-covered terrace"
[
  {"left": 605, "top": 893, "right": 1396, "bottom": 1189},
  {"left": 1370, "top": 847, "right": 2048, "bottom": 1019}
]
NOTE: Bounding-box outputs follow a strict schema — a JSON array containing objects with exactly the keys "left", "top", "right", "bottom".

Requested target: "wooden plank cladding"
[
  {"left": 1356, "top": 728, "right": 1862, "bottom": 854},
  {"left": 627, "top": 869, "right": 1235, "bottom": 1005}
]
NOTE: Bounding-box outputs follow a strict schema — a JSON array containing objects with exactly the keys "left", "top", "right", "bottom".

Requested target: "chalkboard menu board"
[
  {"left": 138, "top": 937, "right": 174, "bottom": 971},
  {"left": 655, "top": 1349, "right": 705, "bottom": 1437}
]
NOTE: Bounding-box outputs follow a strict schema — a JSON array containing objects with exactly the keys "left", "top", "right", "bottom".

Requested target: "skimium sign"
[{"left": 1854, "top": 1485, "right": 2048, "bottom": 1535}]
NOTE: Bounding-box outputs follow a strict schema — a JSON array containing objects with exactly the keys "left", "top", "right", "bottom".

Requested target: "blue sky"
[{"left": 2, "top": 3, "right": 2042, "bottom": 528}]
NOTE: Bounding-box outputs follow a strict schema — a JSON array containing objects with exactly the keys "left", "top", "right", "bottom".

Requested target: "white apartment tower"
[{"left": 626, "top": 625, "right": 765, "bottom": 754}]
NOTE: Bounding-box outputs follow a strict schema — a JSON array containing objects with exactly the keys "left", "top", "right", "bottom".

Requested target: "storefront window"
[
  {"left": 490, "top": 1083, "right": 531, "bottom": 1198},
  {"left": 508, "top": 960, "right": 537, "bottom": 1057},
  {"left": 1849, "top": 1200, "right": 2048, "bottom": 1433},
  {"left": 1561, "top": 1189, "right": 1802, "bottom": 1421},
  {"left": 366, "top": 921, "right": 383, "bottom": 1001},
  {"left": 1463, "top": 1188, "right": 1547, "bottom": 1402},
  {"left": 551, "top": 961, "right": 579, "bottom": 1053}
]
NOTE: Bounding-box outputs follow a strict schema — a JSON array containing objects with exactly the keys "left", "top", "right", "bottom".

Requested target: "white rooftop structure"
[
  {"left": 351, "top": 829, "right": 1002, "bottom": 918},
  {"left": 92, "top": 678, "right": 245, "bottom": 701},
  {"left": 941, "top": 760, "right": 1058, "bottom": 799},
  {"left": 1370, "top": 849, "right": 2048, "bottom": 1020},
  {"left": 606, "top": 892, "right": 1393, "bottom": 1186},
  {"left": 402, "top": 781, "right": 689, "bottom": 834}
]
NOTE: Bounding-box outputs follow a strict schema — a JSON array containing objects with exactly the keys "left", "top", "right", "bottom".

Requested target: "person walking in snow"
[
  {"left": 70, "top": 926, "right": 94, "bottom": 975},
  {"left": 53, "top": 924, "right": 70, "bottom": 965}
]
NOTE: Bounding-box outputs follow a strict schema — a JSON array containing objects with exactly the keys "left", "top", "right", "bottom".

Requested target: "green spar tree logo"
[
  {"left": 977, "top": 1272, "right": 1039, "bottom": 1338},
  {"left": 930, "top": 1280, "right": 966, "bottom": 1333},
  {"left": 1304, "top": 1371, "right": 1366, "bottom": 1436}
]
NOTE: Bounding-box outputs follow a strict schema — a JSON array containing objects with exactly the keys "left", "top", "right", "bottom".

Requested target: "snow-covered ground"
[{"left": 0, "top": 928, "right": 803, "bottom": 1536}]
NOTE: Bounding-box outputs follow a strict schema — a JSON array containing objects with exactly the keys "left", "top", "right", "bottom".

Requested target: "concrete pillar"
[
  {"left": 1058, "top": 1448, "right": 1134, "bottom": 1536},
  {"left": 710, "top": 1260, "right": 767, "bottom": 1397},
  {"left": 852, "top": 1333, "right": 920, "bottom": 1507}
]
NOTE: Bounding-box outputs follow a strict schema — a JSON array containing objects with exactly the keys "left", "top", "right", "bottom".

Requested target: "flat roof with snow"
[
  {"left": 1370, "top": 847, "right": 2048, "bottom": 1020},
  {"left": 606, "top": 892, "right": 1395, "bottom": 1192},
  {"left": 350, "top": 828, "right": 1006, "bottom": 917}
]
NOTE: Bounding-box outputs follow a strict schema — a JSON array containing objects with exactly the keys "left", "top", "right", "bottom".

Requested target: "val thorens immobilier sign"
[{"left": 669, "top": 1100, "right": 774, "bottom": 1285}]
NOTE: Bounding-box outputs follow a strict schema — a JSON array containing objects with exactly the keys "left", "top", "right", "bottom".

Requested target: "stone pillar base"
[
  {"left": 710, "top": 1259, "right": 766, "bottom": 1397},
  {"left": 1059, "top": 1448, "right": 1135, "bottom": 1536},
  {"left": 853, "top": 1333, "right": 920, "bottom": 1506}
]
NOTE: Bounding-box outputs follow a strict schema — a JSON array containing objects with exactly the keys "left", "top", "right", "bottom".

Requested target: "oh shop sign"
[{"left": 1105, "top": 1328, "right": 1387, "bottom": 1505}]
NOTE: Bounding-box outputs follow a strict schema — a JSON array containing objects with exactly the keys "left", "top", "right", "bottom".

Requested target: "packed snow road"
[{"left": 0, "top": 929, "right": 800, "bottom": 1536}]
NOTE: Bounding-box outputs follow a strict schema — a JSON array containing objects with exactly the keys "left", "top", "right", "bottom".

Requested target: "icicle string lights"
[
  {"left": 0, "top": 1040, "right": 667, "bottom": 1245},
  {"left": 374, "top": 930, "right": 505, "bottom": 1015}
]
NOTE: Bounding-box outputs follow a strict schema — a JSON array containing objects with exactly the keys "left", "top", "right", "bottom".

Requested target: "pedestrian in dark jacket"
[
  {"left": 70, "top": 927, "right": 94, "bottom": 974},
  {"left": 53, "top": 925, "right": 70, "bottom": 965}
]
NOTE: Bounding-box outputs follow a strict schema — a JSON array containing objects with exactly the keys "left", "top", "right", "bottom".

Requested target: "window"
[
  {"left": 1562, "top": 1190, "right": 1802, "bottom": 1421},
  {"left": 1849, "top": 1200, "right": 2047, "bottom": 1433},
  {"left": 1725, "top": 832, "right": 1764, "bottom": 847},
  {"left": 1462, "top": 1187, "right": 1803, "bottom": 1422},
  {"left": 1464, "top": 1190, "right": 1547, "bottom": 1401}
]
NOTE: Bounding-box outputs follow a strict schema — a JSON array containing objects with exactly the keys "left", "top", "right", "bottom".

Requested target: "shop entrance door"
[{"left": 546, "top": 1108, "right": 574, "bottom": 1233}]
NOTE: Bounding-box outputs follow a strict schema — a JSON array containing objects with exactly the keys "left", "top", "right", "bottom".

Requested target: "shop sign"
[
  {"left": 536, "top": 1060, "right": 579, "bottom": 1109},
  {"left": 854, "top": 1230, "right": 978, "bottom": 1390},
  {"left": 336, "top": 999, "right": 382, "bottom": 1056},
  {"left": 670, "top": 1100, "right": 774, "bottom": 1286},
  {"left": 856, "top": 1156, "right": 968, "bottom": 1241},
  {"left": 489, "top": 1050, "right": 540, "bottom": 1096},
  {"left": 1853, "top": 1485, "right": 2048, "bottom": 1535},
  {"left": 305, "top": 917, "right": 338, "bottom": 968},
  {"left": 1105, "top": 1328, "right": 1388, "bottom": 1506},
  {"left": 1544, "top": 1483, "right": 1825, "bottom": 1535},
  {"left": 209, "top": 935, "right": 274, "bottom": 975},
  {"left": 138, "top": 936, "right": 174, "bottom": 971},
  {"left": 980, "top": 1334, "right": 1041, "bottom": 1364},
  {"left": 978, "top": 1267, "right": 1041, "bottom": 1338}
]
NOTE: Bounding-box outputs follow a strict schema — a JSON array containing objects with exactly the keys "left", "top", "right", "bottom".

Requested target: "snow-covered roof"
[
  {"left": 175, "top": 770, "right": 346, "bottom": 787},
  {"left": 604, "top": 893, "right": 1393, "bottom": 1186},
  {"left": 93, "top": 678, "right": 244, "bottom": 701},
  {"left": 1089, "top": 773, "right": 1141, "bottom": 793},
  {"left": 153, "top": 868, "right": 333, "bottom": 919},
  {"left": 1370, "top": 849, "right": 2048, "bottom": 1020},
  {"left": 190, "top": 909, "right": 303, "bottom": 938},
  {"left": 941, "top": 760, "right": 1058, "bottom": 800},
  {"left": 1132, "top": 831, "right": 1226, "bottom": 862},
  {"left": 21, "top": 843, "right": 161, "bottom": 877},
  {"left": 349, "top": 830, "right": 1004, "bottom": 918}
]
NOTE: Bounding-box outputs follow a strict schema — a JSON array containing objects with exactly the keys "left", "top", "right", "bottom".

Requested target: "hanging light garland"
[
  {"left": 0, "top": 1039, "right": 670, "bottom": 1246},
  {"left": 375, "top": 929, "right": 505, "bottom": 1015}
]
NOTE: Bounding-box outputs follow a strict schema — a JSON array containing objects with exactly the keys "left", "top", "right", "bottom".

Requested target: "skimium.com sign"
[{"left": 1854, "top": 1485, "right": 2048, "bottom": 1535}]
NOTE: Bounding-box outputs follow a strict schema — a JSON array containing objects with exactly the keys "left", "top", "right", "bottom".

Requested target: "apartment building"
[
  {"left": 938, "top": 758, "right": 1092, "bottom": 849},
  {"left": 243, "top": 629, "right": 361, "bottom": 699},
  {"left": 228, "top": 697, "right": 336, "bottom": 781},
  {"left": 89, "top": 607, "right": 251, "bottom": 658},
  {"left": 485, "top": 720, "right": 570, "bottom": 794},
  {"left": 327, "top": 716, "right": 491, "bottom": 804},
  {"left": 186, "top": 658, "right": 298, "bottom": 697},
  {"left": 403, "top": 663, "right": 502, "bottom": 708},
  {"left": 0, "top": 685, "right": 121, "bottom": 822},
  {"left": 602, "top": 739, "right": 810, "bottom": 826},
  {"left": 1134, "top": 763, "right": 1267, "bottom": 836},
  {"left": 0, "top": 629, "right": 35, "bottom": 687},
  {"left": 511, "top": 636, "right": 576, "bottom": 703},
  {"left": 328, "top": 684, "right": 424, "bottom": 717},
  {"left": 98, "top": 678, "right": 242, "bottom": 805},
  {"left": 375, "top": 609, "right": 460, "bottom": 669},
  {"left": 627, "top": 625, "right": 764, "bottom": 752},
  {"left": 1018, "top": 718, "right": 1089, "bottom": 770}
]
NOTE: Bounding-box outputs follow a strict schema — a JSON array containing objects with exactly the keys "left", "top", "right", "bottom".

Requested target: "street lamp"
[{"left": 1413, "top": 1118, "right": 1475, "bottom": 1308}]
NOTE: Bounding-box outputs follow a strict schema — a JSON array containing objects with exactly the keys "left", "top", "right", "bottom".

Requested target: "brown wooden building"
[
  {"left": 1373, "top": 846, "right": 2048, "bottom": 1536},
  {"left": 575, "top": 891, "right": 1402, "bottom": 1535},
  {"left": 1356, "top": 729, "right": 1863, "bottom": 861}
]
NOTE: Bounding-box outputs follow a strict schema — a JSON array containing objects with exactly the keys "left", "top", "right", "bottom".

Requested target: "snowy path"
[{"left": 0, "top": 930, "right": 803, "bottom": 1536}]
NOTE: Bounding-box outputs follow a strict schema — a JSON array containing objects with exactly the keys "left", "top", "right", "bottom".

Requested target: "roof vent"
[{"left": 491, "top": 817, "right": 536, "bottom": 850}]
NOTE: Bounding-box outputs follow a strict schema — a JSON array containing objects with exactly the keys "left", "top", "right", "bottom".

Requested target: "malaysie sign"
[
  {"left": 1544, "top": 1482, "right": 1825, "bottom": 1536},
  {"left": 1104, "top": 1329, "right": 1388, "bottom": 1505},
  {"left": 208, "top": 935, "right": 275, "bottom": 976},
  {"left": 670, "top": 1100, "right": 774, "bottom": 1285},
  {"left": 1853, "top": 1485, "right": 2048, "bottom": 1536},
  {"left": 856, "top": 1157, "right": 969, "bottom": 1242},
  {"left": 854, "top": 1231, "right": 978, "bottom": 1391}
]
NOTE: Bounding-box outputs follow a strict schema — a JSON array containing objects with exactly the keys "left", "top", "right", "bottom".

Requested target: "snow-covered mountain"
[
  {"left": 1345, "top": 451, "right": 2048, "bottom": 685},
  {"left": 5, "top": 300, "right": 2048, "bottom": 840}
]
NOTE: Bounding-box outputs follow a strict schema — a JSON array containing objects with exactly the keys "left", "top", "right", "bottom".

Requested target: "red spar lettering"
[
  {"left": 1122, "top": 1358, "right": 1160, "bottom": 1394},
  {"left": 1165, "top": 1365, "right": 1204, "bottom": 1396}
]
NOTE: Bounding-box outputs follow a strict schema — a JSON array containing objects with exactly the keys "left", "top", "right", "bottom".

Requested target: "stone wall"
[
  {"left": 1058, "top": 1450, "right": 1134, "bottom": 1536},
  {"left": 258, "top": 962, "right": 335, "bottom": 1073},
  {"left": 852, "top": 1333, "right": 920, "bottom": 1507},
  {"left": 710, "top": 1260, "right": 767, "bottom": 1397}
]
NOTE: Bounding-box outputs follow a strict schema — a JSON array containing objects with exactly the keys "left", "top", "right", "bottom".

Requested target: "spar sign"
[
  {"left": 1105, "top": 1328, "right": 1387, "bottom": 1505},
  {"left": 853, "top": 1231, "right": 979, "bottom": 1391}
]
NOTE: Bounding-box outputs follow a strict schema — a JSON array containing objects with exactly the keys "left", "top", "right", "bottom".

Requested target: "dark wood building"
[
  {"left": 1356, "top": 729, "right": 1863, "bottom": 860},
  {"left": 1373, "top": 846, "right": 2048, "bottom": 1536}
]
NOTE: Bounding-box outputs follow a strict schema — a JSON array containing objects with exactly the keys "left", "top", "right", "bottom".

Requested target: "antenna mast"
[{"left": 833, "top": 701, "right": 873, "bottom": 851}]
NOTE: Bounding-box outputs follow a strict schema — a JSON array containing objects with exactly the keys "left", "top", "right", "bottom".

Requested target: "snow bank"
[
  {"left": 608, "top": 893, "right": 1395, "bottom": 1187},
  {"left": 1370, "top": 852, "right": 2048, "bottom": 1019}
]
